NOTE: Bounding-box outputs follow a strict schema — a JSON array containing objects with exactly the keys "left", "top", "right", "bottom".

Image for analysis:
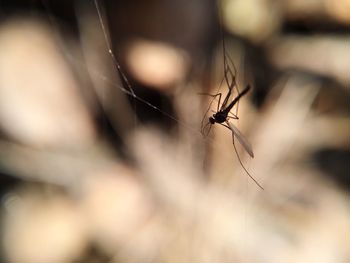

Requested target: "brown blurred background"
[{"left": 0, "top": 0, "right": 349, "bottom": 263}]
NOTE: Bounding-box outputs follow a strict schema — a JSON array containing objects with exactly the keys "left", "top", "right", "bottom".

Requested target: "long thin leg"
[
  {"left": 217, "top": 123, "right": 263, "bottom": 190},
  {"left": 225, "top": 53, "right": 238, "bottom": 93},
  {"left": 198, "top": 92, "right": 222, "bottom": 112},
  {"left": 227, "top": 115, "right": 239, "bottom": 120},
  {"left": 222, "top": 52, "right": 238, "bottom": 109},
  {"left": 223, "top": 52, "right": 242, "bottom": 117},
  {"left": 216, "top": 93, "right": 222, "bottom": 112},
  {"left": 225, "top": 64, "right": 236, "bottom": 91},
  {"left": 198, "top": 92, "right": 221, "bottom": 97},
  {"left": 222, "top": 70, "right": 234, "bottom": 109},
  {"left": 232, "top": 137, "right": 264, "bottom": 190},
  {"left": 228, "top": 113, "right": 238, "bottom": 118},
  {"left": 202, "top": 122, "right": 213, "bottom": 136},
  {"left": 225, "top": 53, "right": 238, "bottom": 83},
  {"left": 218, "top": 123, "right": 231, "bottom": 130},
  {"left": 200, "top": 92, "right": 222, "bottom": 134},
  {"left": 201, "top": 121, "right": 210, "bottom": 135}
]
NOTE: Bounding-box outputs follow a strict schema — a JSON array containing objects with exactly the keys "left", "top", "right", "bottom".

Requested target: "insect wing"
[{"left": 228, "top": 122, "right": 254, "bottom": 158}]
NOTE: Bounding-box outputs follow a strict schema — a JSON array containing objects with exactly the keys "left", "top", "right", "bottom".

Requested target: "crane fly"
[
  {"left": 201, "top": 62, "right": 263, "bottom": 189},
  {"left": 208, "top": 85, "right": 254, "bottom": 154}
]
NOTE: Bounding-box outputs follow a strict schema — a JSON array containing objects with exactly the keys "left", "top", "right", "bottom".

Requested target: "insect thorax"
[{"left": 212, "top": 112, "right": 227, "bottom": 124}]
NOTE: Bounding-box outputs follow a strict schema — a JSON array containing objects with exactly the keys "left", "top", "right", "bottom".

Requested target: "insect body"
[
  {"left": 207, "top": 85, "right": 254, "bottom": 158},
  {"left": 209, "top": 85, "right": 250, "bottom": 125},
  {"left": 202, "top": 84, "right": 263, "bottom": 189}
]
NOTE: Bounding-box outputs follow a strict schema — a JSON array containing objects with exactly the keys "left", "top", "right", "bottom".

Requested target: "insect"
[
  {"left": 93, "top": 0, "right": 263, "bottom": 188},
  {"left": 201, "top": 55, "right": 263, "bottom": 189}
]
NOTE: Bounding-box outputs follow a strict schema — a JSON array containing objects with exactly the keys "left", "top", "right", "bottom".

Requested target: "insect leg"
[
  {"left": 217, "top": 122, "right": 263, "bottom": 189},
  {"left": 200, "top": 92, "right": 222, "bottom": 134},
  {"left": 198, "top": 92, "right": 222, "bottom": 109},
  {"left": 198, "top": 92, "right": 221, "bottom": 97},
  {"left": 216, "top": 93, "right": 222, "bottom": 112},
  {"left": 201, "top": 121, "right": 210, "bottom": 135},
  {"left": 231, "top": 136, "right": 263, "bottom": 190},
  {"left": 218, "top": 122, "right": 231, "bottom": 130},
  {"left": 227, "top": 115, "right": 239, "bottom": 120}
]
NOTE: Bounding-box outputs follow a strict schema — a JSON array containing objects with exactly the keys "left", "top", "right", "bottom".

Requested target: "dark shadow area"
[{"left": 313, "top": 148, "right": 350, "bottom": 189}]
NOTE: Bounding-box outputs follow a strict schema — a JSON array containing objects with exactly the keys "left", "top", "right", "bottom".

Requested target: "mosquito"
[{"left": 201, "top": 61, "right": 263, "bottom": 189}]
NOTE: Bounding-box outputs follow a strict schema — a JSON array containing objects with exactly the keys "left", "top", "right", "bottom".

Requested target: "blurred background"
[{"left": 0, "top": 0, "right": 349, "bottom": 262}]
